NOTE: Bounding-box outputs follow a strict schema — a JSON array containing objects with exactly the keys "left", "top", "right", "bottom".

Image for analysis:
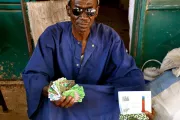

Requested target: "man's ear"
[
  {"left": 95, "top": 6, "right": 100, "bottom": 18},
  {"left": 66, "top": 5, "right": 71, "bottom": 16}
]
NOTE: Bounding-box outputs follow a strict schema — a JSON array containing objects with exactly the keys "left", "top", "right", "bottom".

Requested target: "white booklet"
[{"left": 118, "top": 91, "right": 151, "bottom": 115}]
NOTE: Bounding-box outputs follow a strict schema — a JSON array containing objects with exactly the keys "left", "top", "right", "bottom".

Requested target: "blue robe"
[{"left": 22, "top": 22, "right": 145, "bottom": 120}]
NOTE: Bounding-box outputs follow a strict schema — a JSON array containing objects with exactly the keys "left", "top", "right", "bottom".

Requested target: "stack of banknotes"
[{"left": 48, "top": 77, "right": 85, "bottom": 102}]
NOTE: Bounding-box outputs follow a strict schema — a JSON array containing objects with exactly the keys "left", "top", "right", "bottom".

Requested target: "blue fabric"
[
  {"left": 22, "top": 21, "right": 145, "bottom": 119},
  {"left": 145, "top": 80, "right": 150, "bottom": 84},
  {"left": 145, "top": 70, "right": 180, "bottom": 97},
  {"left": 33, "top": 85, "right": 119, "bottom": 120}
]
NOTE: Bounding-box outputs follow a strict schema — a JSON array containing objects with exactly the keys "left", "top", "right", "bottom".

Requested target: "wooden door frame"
[{"left": 130, "top": 0, "right": 147, "bottom": 67}]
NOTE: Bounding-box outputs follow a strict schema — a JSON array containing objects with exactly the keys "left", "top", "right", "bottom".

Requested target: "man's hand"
[
  {"left": 144, "top": 108, "right": 156, "bottom": 120},
  {"left": 42, "top": 85, "right": 75, "bottom": 108},
  {"left": 42, "top": 85, "right": 49, "bottom": 97},
  {"left": 53, "top": 96, "right": 75, "bottom": 108}
]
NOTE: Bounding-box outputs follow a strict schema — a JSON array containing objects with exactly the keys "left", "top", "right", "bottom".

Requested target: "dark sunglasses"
[{"left": 72, "top": 7, "right": 97, "bottom": 17}]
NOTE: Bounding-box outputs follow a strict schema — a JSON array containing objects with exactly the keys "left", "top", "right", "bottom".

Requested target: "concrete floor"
[{"left": 0, "top": 82, "right": 28, "bottom": 120}]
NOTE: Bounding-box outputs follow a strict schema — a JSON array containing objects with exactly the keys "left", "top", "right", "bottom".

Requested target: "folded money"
[
  {"left": 48, "top": 77, "right": 85, "bottom": 102},
  {"left": 63, "top": 84, "right": 85, "bottom": 102}
]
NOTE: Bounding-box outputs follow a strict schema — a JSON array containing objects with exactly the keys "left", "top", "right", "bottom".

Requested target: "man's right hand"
[
  {"left": 42, "top": 85, "right": 75, "bottom": 108},
  {"left": 52, "top": 96, "right": 75, "bottom": 108}
]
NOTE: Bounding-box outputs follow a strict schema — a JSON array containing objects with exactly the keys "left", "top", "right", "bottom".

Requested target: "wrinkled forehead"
[{"left": 68, "top": 0, "right": 99, "bottom": 8}]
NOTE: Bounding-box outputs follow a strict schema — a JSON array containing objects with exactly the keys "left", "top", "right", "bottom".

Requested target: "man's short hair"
[{"left": 67, "top": 0, "right": 100, "bottom": 6}]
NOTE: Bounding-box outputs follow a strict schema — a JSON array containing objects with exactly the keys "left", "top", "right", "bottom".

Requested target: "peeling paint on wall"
[
  {"left": 0, "top": 61, "right": 22, "bottom": 80},
  {"left": 0, "top": 65, "right": 3, "bottom": 70}
]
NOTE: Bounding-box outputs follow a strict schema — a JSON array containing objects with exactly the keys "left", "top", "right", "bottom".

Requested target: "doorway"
[{"left": 96, "top": 0, "right": 130, "bottom": 50}]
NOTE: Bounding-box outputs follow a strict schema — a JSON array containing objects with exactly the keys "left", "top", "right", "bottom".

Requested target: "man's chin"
[{"left": 78, "top": 28, "right": 89, "bottom": 34}]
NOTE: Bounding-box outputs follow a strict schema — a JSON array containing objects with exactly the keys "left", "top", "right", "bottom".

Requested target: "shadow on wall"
[{"left": 97, "top": 0, "right": 130, "bottom": 50}]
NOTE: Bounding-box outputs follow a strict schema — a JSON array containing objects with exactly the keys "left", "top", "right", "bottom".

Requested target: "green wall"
[
  {"left": 0, "top": 1, "right": 30, "bottom": 80},
  {"left": 131, "top": 0, "right": 180, "bottom": 68}
]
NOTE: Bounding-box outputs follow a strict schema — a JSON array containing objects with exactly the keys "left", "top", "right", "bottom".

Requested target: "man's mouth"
[{"left": 79, "top": 24, "right": 89, "bottom": 28}]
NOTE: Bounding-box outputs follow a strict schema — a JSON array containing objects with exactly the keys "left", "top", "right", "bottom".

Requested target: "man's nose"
[{"left": 79, "top": 11, "right": 88, "bottom": 19}]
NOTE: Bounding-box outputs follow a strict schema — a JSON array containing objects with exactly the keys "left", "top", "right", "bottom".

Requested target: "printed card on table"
[{"left": 118, "top": 91, "right": 151, "bottom": 115}]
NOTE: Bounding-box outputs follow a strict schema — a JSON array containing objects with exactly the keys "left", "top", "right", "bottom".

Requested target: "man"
[{"left": 22, "top": 0, "right": 146, "bottom": 119}]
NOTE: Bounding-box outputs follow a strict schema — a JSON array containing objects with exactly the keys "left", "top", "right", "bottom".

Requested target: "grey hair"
[{"left": 67, "top": 0, "right": 100, "bottom": 5}]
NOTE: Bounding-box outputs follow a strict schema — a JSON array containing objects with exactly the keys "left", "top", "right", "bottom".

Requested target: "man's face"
[{"left": 67, "top": 0, "right": 99, "bottom": 33}]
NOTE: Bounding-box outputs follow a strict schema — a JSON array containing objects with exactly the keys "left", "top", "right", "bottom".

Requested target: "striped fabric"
[{"left": 145, "top": 71, "right": 180, "bottom": 120}]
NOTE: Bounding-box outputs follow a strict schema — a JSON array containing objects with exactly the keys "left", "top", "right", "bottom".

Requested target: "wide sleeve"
[
  {"left": 104, "top": 35, "right": 145, "bottom": 101},
  {"left": 22, "top": 28, "right": 55, "bottom": 118}
]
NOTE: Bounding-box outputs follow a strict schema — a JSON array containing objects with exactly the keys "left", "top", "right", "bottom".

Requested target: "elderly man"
[{"left": 22, "top": 0, "right": 146, "bottom": 119}]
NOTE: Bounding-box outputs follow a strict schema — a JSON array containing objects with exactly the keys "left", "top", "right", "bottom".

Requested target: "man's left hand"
[{"left": 144, "top": 108, "right": 156, "bottom": 120}]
